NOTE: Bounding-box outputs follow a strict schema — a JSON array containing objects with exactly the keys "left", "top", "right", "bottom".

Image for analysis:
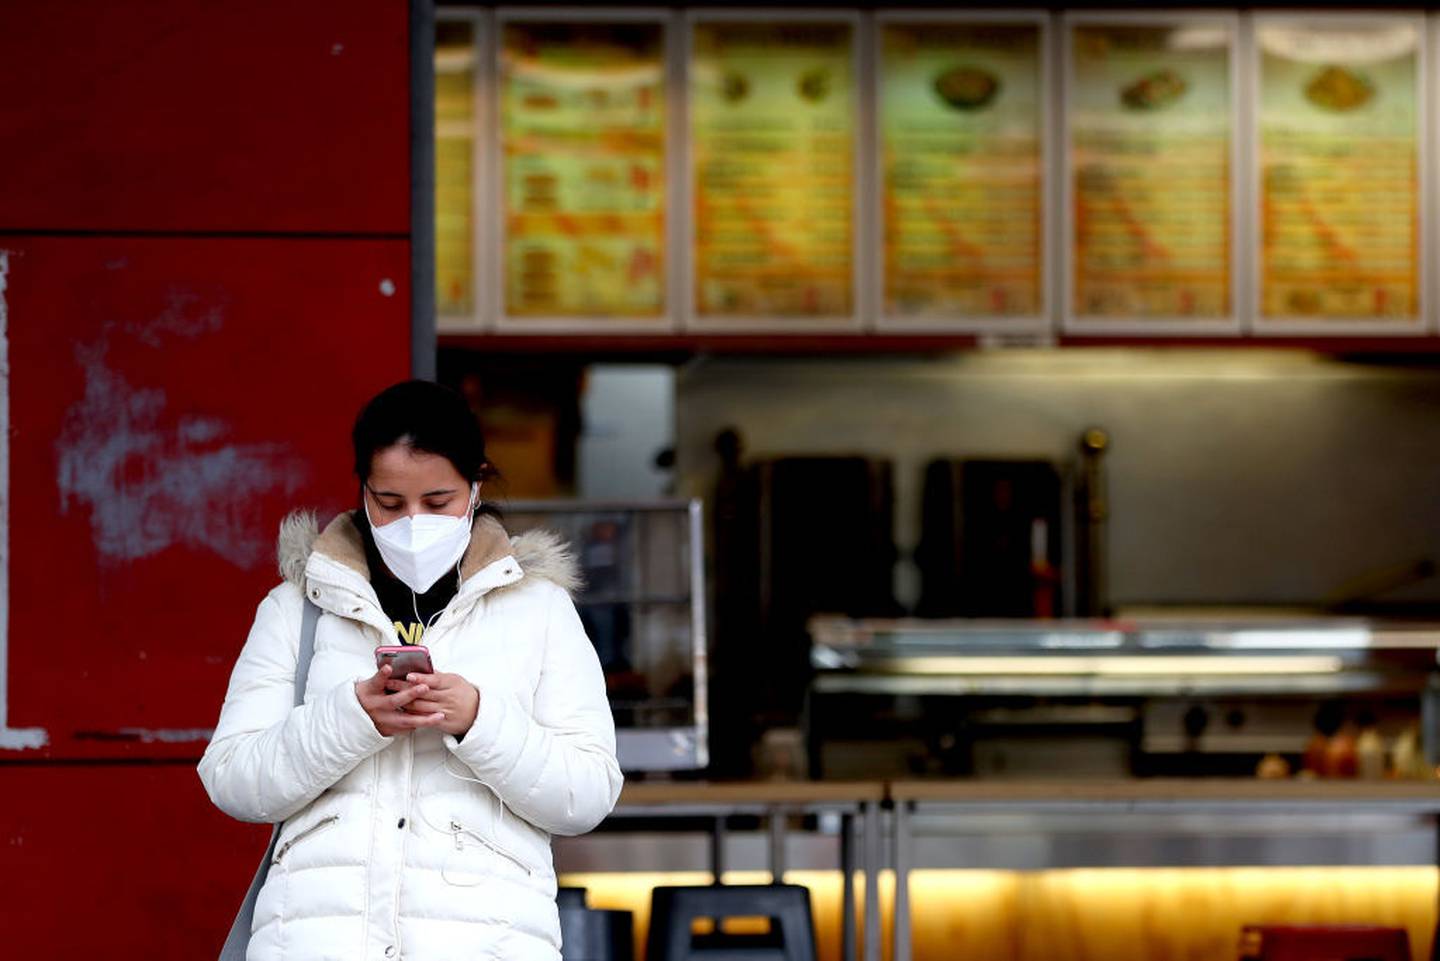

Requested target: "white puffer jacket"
[{"left": 199, "top": 511, "right": 623, "bottom": 961}]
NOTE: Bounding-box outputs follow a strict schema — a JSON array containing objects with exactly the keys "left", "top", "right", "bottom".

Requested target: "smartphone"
[{"left": 375, "top": 645, "right": 434, "bottom": 683}]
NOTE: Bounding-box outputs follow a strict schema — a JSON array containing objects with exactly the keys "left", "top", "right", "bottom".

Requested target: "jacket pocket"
[
  {"left": 495, "top": 800, "right": 554, "bottom": 876},
  {"left": 442, "top": 817, "right": 533, "bottom": 885},
  {"left": 273, "top": 814, "right": 340, "bottom": 865}
]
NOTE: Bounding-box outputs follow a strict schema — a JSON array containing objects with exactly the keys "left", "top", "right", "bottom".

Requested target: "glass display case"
[{"left": 504, "top": 499, "right": 707, "bottom": 771}]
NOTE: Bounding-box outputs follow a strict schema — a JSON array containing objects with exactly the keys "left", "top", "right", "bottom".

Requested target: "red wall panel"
[
  {"left": 0, "top": 4, "right": 416, "bottom": 954},
  {"left": 2, "top": 236, "right": 410, "bottom": 758},
  {"left": 0, "top": 0, "right": 410, "bottom": 233},
  {"left": 0, "top": 764, "right": 269, "bottom": 957}
]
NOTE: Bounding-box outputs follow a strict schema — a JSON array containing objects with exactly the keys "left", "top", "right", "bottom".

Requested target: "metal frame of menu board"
[
  {"left": 490, "top": 7, "right": 679, "bottom": 333},
  {"left": 682, "top": 8, "right": 867, "bottom": 333},
  {"left": 872, "top": 10, "right": 1053, "bottom": 335},
  {"left": 1250, "top": 12, "right": 1430, "bottom": 336},
  {"left": 1061, "top": 11, "right": 1244, "bottom": 337},
  {"left": 505, "top": 499, "right": 709, "bottom": 773},
  {"left": 435, "top": 7, "right": 490, "bottom": 333}
]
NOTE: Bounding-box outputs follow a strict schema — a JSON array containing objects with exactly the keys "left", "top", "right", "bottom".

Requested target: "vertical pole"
[
  {"left": 1424, "top": 674, "right": 1440, "bottom": 769},
  {"left": 841, "top": 811, "right": 857, "bottom": 961},
  {"left": 863, "top": 801, "right": 881, "bottom": 961},
  {"left": 768, "top": 807, "right": 786, "bottom": 884},
  {"left": 409, "top": 0, "right": 437, "bottom": 381},
  {"left": 1431, "top": 813, "right": 1440, "bottom": 961},
  {"left": 893, "top": 801, "right": 912, "bottom": 961},
  {"left": 710, "top": 815, "right": 725, "bottom": 886}
]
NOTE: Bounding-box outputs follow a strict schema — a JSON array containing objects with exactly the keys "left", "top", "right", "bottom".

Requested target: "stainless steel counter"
[
  {"left": 571, "top": 781, "right": 886, "bottom": 961},
  {"left": 885, "top": 779, "right": 1440, "bottom": 961},
  {"left": 806, "top": 616, "right": 1440, "bottom": 779},
  {"left": 810, "top": 615, "right": 1440, "bottom": 696},
  {"left": 560, "top": 778, "right": 1440, "bottom": 961}
]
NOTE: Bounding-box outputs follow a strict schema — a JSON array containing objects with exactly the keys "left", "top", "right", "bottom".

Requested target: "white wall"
[
  {"left": 579, "top": 364, "right": 676, "bottom": 500},
  {"left": 674, "top": 349, "right": 1440, "bottom": 610}
]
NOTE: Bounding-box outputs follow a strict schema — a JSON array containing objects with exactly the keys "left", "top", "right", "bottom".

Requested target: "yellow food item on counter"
[{"left": 1256, "top": 753, "right": 1291, "bottom": 779}]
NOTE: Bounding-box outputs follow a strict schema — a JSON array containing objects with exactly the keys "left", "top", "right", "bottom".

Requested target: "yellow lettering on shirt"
[{"left": 394, "top": 621, "right": 424, "bottom": 645}]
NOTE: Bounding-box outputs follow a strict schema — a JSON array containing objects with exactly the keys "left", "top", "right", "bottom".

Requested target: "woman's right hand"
[{"left": 355, "top": 665, "right": 446, "bottom": 737}]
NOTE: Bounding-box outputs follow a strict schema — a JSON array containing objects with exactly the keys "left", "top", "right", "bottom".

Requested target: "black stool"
[
  {"left": 558, "top": 887, "right": 589, "bottom": 911},
  {"left": 558, "top": 887, "right": 634, "bottom": 961},
  {"left": 646, "top": 885, "right": 817, "bottom": 961}
]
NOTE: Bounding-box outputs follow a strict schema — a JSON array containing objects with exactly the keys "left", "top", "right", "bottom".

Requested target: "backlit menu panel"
[
  {"left": 500, "top": 20, "right": 668, "bottom": 320},
  {"left": 436, "top": 17, "right": 479, "bottom": 318},
  {"left": 880, "top": 20, "right": 1045, "bottom": 323},
  {"left": 1257, "top": 20, "right": 1421, "bottom": 324},
  {"left": 1069, "top": 21, "right": 1233, "bottom": 323},
  {"left": 691, "top": 20, "right": 856, "bottom": 321}
]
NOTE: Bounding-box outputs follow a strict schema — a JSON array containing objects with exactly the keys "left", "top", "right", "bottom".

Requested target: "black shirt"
[{"left": 357, "top": 511, "right": 460, "bottom": 646}]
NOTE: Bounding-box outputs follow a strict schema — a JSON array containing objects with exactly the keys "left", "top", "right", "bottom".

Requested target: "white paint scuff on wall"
[
  {"left": 116, "top": 727, "right": 214, "bottom": 744},
  {"left": 0, "top": 252, "right": 49, "bottom": 749},
  {"left": 55, "top": 287, "right": 307, "bottom": 569}
]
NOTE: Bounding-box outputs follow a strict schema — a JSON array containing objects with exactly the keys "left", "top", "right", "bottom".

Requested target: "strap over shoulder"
[
  {"left": 218, "top": 595, "right": 321, "bottom": 959},
  {"left": 295, "top": 597, "right": 320, "bottom": 708}
]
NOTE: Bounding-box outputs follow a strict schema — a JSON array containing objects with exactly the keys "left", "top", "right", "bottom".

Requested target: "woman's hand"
[
  {"left": 356, "top": 665, "right": 445, "bottom": 736},
  {"left": 394, "top": 672, "right": 480, "bottom": 738}
]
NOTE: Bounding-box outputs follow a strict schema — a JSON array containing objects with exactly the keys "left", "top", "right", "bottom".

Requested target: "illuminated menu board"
[
  {"left": 500, "top": 20, "right": 667, "bottom": 320},
  {"left": 880, "top": 20, "right": 1044, "bottom": 323},
  {"left": 435, "top": 18, "right": 478, "bottom": 319},
  {"left": 691, "top": 20, "right": 856, "bottom": 321},
  {"left": 1257, "top": 20, "right": 1421, "bottom": 323},
  {"left": 1068, "top": 21, "right": 1233, "bottom": 323}
]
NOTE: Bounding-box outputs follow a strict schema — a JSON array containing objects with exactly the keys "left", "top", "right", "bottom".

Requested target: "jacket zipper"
[
  {"left": 393, "top": 736, "right": 415, "bottom": 954},
  {"left": 449, "top": 819, "right": 533, "bottom": 875},
  {"left": 273, "top": 814, "right": 340, "bottom": 864}
]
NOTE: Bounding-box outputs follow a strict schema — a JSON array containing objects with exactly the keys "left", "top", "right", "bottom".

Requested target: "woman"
[{"left": 200, "top": 380, "right": 622, "bottom": 961}]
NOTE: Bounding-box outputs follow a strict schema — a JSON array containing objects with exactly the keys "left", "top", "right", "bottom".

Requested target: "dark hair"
[{"left": 352, "top": 380, "right": 497, "bottom": 484}]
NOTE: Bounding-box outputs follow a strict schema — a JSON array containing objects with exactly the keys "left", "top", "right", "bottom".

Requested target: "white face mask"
[{"left": 364, "top": 483, "right": 479, "bottom": 594}]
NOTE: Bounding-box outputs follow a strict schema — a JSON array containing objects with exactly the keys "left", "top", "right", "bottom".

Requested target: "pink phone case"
[{"left": 374, "top": 645, "right": 434, "bottom": 679}]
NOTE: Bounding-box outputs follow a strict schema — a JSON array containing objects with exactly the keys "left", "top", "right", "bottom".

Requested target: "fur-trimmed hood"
[{"left": 276, "top": 509, "right": 582, "bottom": 597}]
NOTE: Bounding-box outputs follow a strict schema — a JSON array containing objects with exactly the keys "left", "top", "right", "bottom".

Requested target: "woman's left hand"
[{"left": 396, "top": 672, "right": 480, "bottom": 738}]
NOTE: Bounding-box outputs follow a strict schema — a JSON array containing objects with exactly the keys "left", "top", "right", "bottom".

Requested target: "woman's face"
[{"left": 363, "top": 444, "right": 475, "bottom": 524}]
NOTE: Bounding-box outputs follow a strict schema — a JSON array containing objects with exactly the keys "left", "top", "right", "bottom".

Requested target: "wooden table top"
[
  {"left": 616, "top": 779, "right": 887, "bottom": 808},
  {"left": 613, "top": 778, "right": 1440, "bottom": 808},
  {"left": 887, "top": 778, "right": 1440, "bottom": 805}
]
